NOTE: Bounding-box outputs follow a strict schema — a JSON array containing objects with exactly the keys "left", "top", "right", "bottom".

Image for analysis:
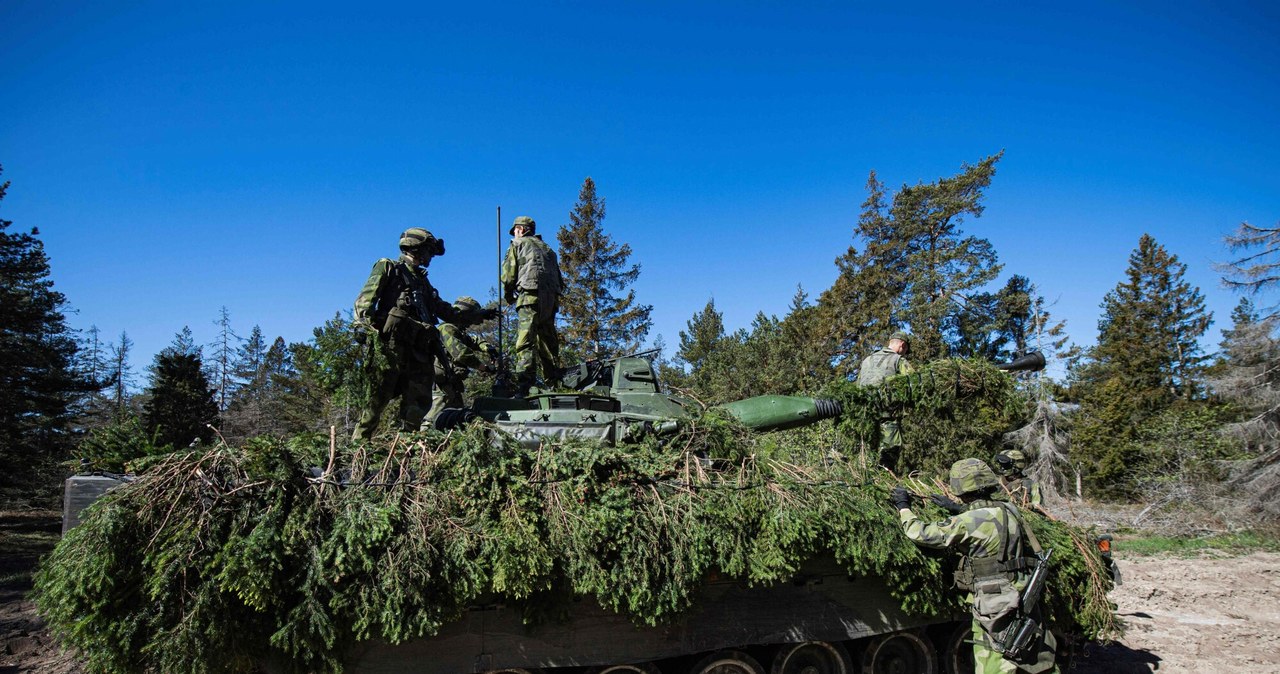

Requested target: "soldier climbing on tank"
[
  {"left": 501, "top": 215, "right": 563, "bottom": 397},
  {"left": 891, "top": 459, "right": 1059, "bottom": 674},
  {"left": 425, "top": 296, "right": 498, "bottom": 427},
  {"left": 856, "top": 331, "right": 913, "bottom": 469},
  {"left": 995, "top": 449, "right": 1043, "bottom": 507},
  {"left": 352, "top": 228, "right": 495, "bottom": 440}
]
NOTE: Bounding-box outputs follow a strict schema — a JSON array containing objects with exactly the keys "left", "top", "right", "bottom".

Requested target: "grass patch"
[{"left": 1116, "top": 530, "right": 1280, "bottom": 557}]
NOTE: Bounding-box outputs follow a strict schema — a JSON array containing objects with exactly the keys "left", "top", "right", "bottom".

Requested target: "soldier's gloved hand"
[
  {"left": 480, "top": 307, "right": 499, "bottom": 321},
  {"left": 890, "top": 487, "right": 913, "bottom": 511},
  {"left": 504, "top": 290, "right": 517, "bottom": 305},
  {"left": 929, "top": 493, "right": 965, "bottom": 514}
]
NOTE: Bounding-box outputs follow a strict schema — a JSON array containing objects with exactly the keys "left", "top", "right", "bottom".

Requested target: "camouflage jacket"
[
  {"left": 501, "top": 235, "right": 562, "bottom": 308},
  {"left": 900, "top": 499, "right": 1032, "bottom": 593},
  {"left": 354, "top": 254, "right": 459, "bottom": 333},
  {"left": 856, "top": 347, "right": 912, "bottom": 386},
  {"left": 433, "top": 323, "right": 491, "bottom": 379}
]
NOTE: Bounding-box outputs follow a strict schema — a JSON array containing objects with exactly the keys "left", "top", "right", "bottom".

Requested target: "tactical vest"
[
  {"left": 953, "top": 500, "right": 1042, "bottom": 592},
  {"left": 857, "top": 348, "right": 903, "bottom": 386},
  {"left": 373, "top": 258, "right": 439, "bottom": 329}
]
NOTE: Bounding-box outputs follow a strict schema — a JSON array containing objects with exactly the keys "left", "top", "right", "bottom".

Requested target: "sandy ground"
[
  {"left": 1076, "top": 550, "right": 1280, "bottom": 674},
  {"left": 3, "top": 508, "right": 1278, "bottom": 673}
]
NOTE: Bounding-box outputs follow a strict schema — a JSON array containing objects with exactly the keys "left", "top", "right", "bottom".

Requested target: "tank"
[
  {"left": 361, "top": 355, "right": 970, "bottom": 674},
  {"left": 462, "top": 355, "right": 844, "bottom": 448}
]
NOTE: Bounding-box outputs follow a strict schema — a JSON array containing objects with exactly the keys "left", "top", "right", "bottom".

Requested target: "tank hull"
[{"left": 347, "top": 557, "right": 959, "bottom": 673}]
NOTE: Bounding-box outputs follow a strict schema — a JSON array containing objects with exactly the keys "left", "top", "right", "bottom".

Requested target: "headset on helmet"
[{"left": 399, "top": 227, "right": 445, "bottom": 256}]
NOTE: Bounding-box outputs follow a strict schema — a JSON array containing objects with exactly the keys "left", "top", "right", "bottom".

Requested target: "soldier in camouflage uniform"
[
  {"left": 995, "top": 449, "right": 1043, "bottom": 507},
  {"left": 352, "top": 228, "right": 493, "bottom": 440},
  {"left": 425, "top": 296, "right": 497, "bottom": 426},
  {"left": 892, "top": 459, "right": 1058, "bottom": 674},
  {"left": 501, "top": 216, "right": 563, "bottom": 396},
  {"left": 856, "top": 331, "right": 914, "bottom": 467}
]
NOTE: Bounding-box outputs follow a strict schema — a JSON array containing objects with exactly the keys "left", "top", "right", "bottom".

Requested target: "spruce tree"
[
  {"left": 208, "top": 306, "right": 240, "bottom": 411},
  {"left": 556, "top": 177, "right": 653, "bottom": 360},
  {"left": 0, "top": 169, "right": 98, "bottom": 473},
  {"left": 143, "top": 349, "right": 218, "bottom": 449},
  {"left": 1071, "top": 234, "right": 1213, "bottom": 493},
  {"left": 108, "top": 331, "right": 136, "bottom": 422},
  {"left": 1218, "top": 221, "right": 1280, "bottom": 317}
]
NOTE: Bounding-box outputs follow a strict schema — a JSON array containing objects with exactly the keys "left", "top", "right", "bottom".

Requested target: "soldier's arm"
[
  {"left": 900, "top": 510, "right": 974, "bottom": 550},
  {"left": 500, "top": 244, "right": 518, "bottom": 293},
  {"left": 897, "top": 357, "right": 913, "bottom": 375},
  {"left": 442, "top": 325, "right": 487, "bottom": 369},
  {"left": 354, "top": 259, "right": 391, "bottom": 326}
]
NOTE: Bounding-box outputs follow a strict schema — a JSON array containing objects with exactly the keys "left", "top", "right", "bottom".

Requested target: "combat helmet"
[
  {"left": 452, "top": 296, "right": 482, "bottom": 314},
  {"left": 509, "top": 216, "right": 536, "bottom": 236},
  {"left": 889, "top": 331, "right": 911, "bottom": 350},
  {"left": 994, "top": 449, "right": 1028, "bottom": 476},
  {"left": 949, "top": 458, "right": 1000, "bottom": 497},
  {"left": 399, "top": 228, "right": 445, "bottom": 256}
]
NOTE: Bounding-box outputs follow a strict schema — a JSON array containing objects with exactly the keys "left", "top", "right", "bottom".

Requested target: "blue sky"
[{"left": 2, "top": 1, "right": 1278, "bottom": 379}]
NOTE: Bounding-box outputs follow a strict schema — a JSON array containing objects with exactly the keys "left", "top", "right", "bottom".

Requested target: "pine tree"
[
  {"left": 142, "top": 349, "right": 218, "bottom": 449},
  {"left": 0, "top": 168, "right": 98, "bottom": 473},
  {"left": 817, "top": 155, "right": 1004, "bottom": 370},
  {"left": 557, "top": 177, "right": 653, "bottom": 360},
  {"left": 292, "top": 311, "right": 364, "bottom": 434}
]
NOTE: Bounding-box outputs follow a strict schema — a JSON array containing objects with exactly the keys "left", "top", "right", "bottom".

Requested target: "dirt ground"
[{"left": 3, "top": 509, "right": 1278, "bottom": 674}]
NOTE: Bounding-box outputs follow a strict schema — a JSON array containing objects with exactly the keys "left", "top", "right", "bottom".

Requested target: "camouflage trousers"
[
  {"left": 514, "top": 303, "right": 559, "bottom": 390},
  {"left": 426, "top": 373, "right": 465, "bottom": 426},
  {"left": 971, "top": 615, "right": 1059, "bottom": 674},
  {"left": 877, "top": 418, "right": 904, "bottom": 469},
  {"left": 353, "top": 329, "right": 436, "bottom": 441}
]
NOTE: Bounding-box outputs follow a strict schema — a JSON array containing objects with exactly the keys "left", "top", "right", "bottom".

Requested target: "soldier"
[
  {"left": 500, "top": 215, "right": 563, "bottom": 396},
  {"left": 995, "top": 449, "right": 1043, "bottom": 507},
  {"left": 425, "top": 296, "right": 497, "bottom": 426},
  {"left": 352, "top": 228, "right": 492, "bottom": 440},
  {"left": 856, "top": 331, "right": 914, "bottom": 467},
  {"left": 891, "top": 459, "right": 1058, "bottom": 674}
]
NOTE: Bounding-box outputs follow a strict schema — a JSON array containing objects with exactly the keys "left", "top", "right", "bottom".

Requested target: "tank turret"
[{"left": 464, "top": 354, "right": 843, "bottom": 446}]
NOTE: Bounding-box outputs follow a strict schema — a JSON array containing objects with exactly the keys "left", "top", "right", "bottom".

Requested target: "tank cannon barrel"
[
  {"left": 995, "top": 351, "right": 1046, "bottom": 373},
  {"left": 715, "top": 395, "right": 844, "bottom": 432}
]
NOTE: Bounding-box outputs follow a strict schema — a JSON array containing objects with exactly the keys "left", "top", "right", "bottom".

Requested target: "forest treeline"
[{"left": 2, "top": 160, "right": 1278, "bottom": 519}]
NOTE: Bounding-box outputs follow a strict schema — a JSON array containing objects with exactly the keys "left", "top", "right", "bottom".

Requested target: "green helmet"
[
  {"left": 949, "top": 458, "right": 1000, "bottom": 497},
  {"left": 509, "top": 215, "right": 536, "bottom": 236},
  {"left": 399, "top": 228, "right": 445, "bottom": 256},
  {"left": 452, "top": 296, "right": 482, "bottom": 314},
  {"left": 994, "top": 449, "right": 1028, "bottom": 475},
  {"left": 889, "top": 331, "right": 911, "bottom": 348}
]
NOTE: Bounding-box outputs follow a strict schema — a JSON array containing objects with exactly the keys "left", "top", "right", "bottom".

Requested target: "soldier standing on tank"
[
  {"left": 352, "top": 228, "right": 493, "bottom": 440},
  {"left": 425, "top": 296, "right": 498, "bottom": 426},
  {"left": 891, "top": 459, "right": 1059, "bottom": 674},
  {"left": 501, "top": 215, "right": 563, "bottom": 397},
  {"left": 856, "top": 331, "right": 914, "bottom": 468},
  {"left": 995, "top": 449, "right": 1043, "bottom": 507}
]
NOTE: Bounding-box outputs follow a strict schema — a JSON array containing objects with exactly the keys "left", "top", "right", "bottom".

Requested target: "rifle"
[{"left": 998, "top": 548, "right": 1054, "bottom": 659}]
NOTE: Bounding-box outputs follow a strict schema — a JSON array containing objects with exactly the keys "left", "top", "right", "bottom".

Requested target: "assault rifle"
[{"left": 998, "top": 547, "right": 1054, "bottom": 659}]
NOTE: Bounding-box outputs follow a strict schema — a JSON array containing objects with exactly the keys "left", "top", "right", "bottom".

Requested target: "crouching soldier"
[
  {"left": 426, "top": 296, "right": 497, "bottom": 427},
  {"left": 892, "top": 459, "right": 1059, "bottom": 673},
  {"left": 995, "top": 449, "right": 1043, "bottom": 507}
]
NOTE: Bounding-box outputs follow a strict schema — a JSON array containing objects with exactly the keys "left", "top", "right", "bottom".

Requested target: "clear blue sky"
[{"left": 2, "top": 1, "right": 1278, "bottom": 379}]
